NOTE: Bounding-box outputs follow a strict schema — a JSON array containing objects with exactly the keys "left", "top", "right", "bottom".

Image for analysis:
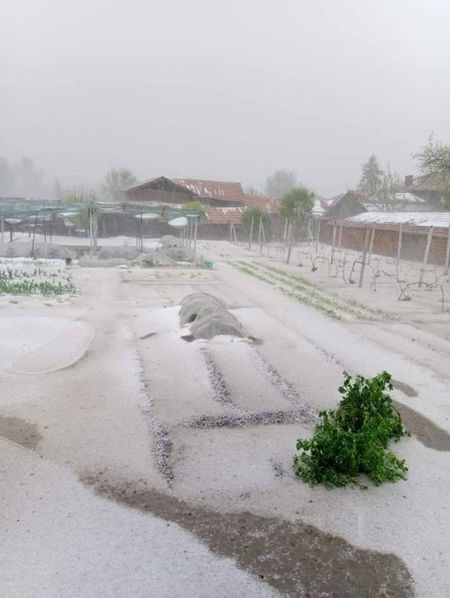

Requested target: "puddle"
[
  {"left": 394, "top": 402, "right": 450, "bottom": 451},
  {"left": 82, "top": 474, "right": 414, "bottom": 598},
  {"left": 0, "top": 416, "right": 42, "bottom": 449},
  {"left": 392, "top": 380, "right": 418, "bottom": 397}
]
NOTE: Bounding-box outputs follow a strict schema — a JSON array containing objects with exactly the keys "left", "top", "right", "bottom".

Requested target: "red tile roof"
[
  {"left": 241, "top": 194, "right": 280, "bottom": 214},
  {"left": 205, "top": 206, "right": 245, "bottom": 224},
  {"left": 173, "top": 178, "right": 244, "bottom": 201}
]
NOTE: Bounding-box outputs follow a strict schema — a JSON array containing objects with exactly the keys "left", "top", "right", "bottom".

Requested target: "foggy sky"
[{"left": 1, "top": 0, "right": 449, "bottom": 197}]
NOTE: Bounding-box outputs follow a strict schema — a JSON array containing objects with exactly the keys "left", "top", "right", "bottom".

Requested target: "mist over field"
[{"left": 1, "top": 0, "right": 449, "bottom": 196}]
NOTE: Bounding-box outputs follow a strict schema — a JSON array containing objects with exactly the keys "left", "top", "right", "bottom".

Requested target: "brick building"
[{"left": 319, "top": 212, "right": 450, "bottom": 266}]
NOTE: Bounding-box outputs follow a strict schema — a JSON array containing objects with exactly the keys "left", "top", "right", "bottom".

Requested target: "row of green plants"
[
  {"left": 232, "top": 260, "right": 389, "bottom": 321},
  {"left": 0, "top": 267, "right": 76, "bottom": 296},
  {"left": 258, "top": 263, "right": 388, "bottom": 319},
  {"left": 231, "top": 261, "right": 342, "bottom": 319}
]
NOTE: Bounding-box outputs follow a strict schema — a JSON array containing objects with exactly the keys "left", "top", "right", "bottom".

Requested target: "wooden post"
[
  {"left": 31, "top": 213, "right": 38, "bottom": 258},
  {"left": 419, "top": 226, "right": 433, "bottom": 287},
  {"left": 396, "top": 223, "right": 403, "bottom": 266},
  {"left": 358, "top": 227, "right": 371, "bottom": 288},
  {"left": 93, "top": 210, "right": 98, "bottom": 249},
  {"left": 315, "top": 219, "right": 321, "bottom": 252},
  {"left": 368, "top": 227, "right": 376, "bottom": 264},
  {"left": 330, "top": 221, "right": 337, "bottom": 264},
  {"left": 283, "top": 218, "right": 288, "bottom": 242},
  {"left": 258, "top": 217, "right": 263, "bottom": 254},
  {"left": 193, "top": 217, "right": 198, "bottom": 257},
  {"left": 444, "top": 224, "right": 450, "bottom": 274},
  {"left": 338, "top": 222, "right": 343, "bottom": 250},
  {"left": 248, "top": 216, "right": 254, "bottom": 250},
  {"left": 286, "top": 220, "right": 295, "bottom": 264},
  {"left": 232, "top": 222, "right": 238, "bottom": 244}
]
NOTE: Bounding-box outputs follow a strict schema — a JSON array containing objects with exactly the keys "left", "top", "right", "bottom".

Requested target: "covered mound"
[
  {"left": 180, "top": 292, "right": 247, "bottom": 340},
  {"left": 0, "top": 242, "right": 75, "bottom": 260}
]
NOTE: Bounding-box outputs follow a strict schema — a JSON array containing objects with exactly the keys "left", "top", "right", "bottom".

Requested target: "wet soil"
[
  {"left": 82, "top": 473, "right": 415, "bottom": 598},
  {"left": 394, "top": 402, "right": 450, "bottom": 451},
  {"left": 391, "top": 380, "right": 418, "bottom": 397},
  {"left": 0, "top": 416, "right": 42, "bottom": 450}
]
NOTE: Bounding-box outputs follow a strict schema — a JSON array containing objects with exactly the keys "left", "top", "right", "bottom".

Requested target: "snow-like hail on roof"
[
  {"left": 205, "top": 206, "right": 245, "bottom": 224},
  {"left": 342, "top": 211, "right": 450, "bottom": 229},
  {"left": 241, "top": 194, "right": 280, "bottom": 214},
  {"left": 173, "top": 179, "right": 244, "bottom": 200}
]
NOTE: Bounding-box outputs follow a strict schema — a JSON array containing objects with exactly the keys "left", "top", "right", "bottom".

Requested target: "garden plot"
[
  {"left": 0, "top": 259, "right": 76, "bottom": 297},
  {"left": 1, "top": 256, "right": 450, "bottom": 598}
]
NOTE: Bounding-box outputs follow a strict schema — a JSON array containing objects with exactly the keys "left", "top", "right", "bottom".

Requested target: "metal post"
[
  {"left": 358, "top": 227, "right": 371, "bottom": 288},
  {"left": 444, "top": 224, "right": 450, "bottom": 274},
  {"left": 419, "top": 227, "right": 433, "bottom": 287}
]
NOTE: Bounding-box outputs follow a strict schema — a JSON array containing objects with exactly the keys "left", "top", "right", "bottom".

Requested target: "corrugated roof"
[
  {"left": 173, "top": 178, "right": 244, "bottom": 201},
  {"left": 342, "top": 211, "right": 450, "bottom": 230},
  {"left": 205, "top": 206, "right": 244, "bottom": 224}
]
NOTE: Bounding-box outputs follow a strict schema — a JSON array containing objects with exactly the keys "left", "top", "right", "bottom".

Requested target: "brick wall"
[{"left": 319, "top": 220, "right": 449, "bottom": 266}]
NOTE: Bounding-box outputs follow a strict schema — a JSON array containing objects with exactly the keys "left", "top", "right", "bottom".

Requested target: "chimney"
[{"left": 404, "top": 175, "right": 413, "bottom": 187}]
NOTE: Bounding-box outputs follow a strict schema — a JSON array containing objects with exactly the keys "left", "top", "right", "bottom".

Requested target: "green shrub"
[{"left": 294, "top": 371, "right": 409, "bottom": 488}]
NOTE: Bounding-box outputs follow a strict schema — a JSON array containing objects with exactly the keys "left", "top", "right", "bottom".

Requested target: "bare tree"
[
  {"left": 265, "top": 169, "right": 297, "bottom": 198},
  {"left": 102, "top": 168, "right": 137, "bottom": 202}
]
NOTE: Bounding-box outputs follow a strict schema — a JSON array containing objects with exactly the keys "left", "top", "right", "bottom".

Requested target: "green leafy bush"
[{"left": 294, "top": 371, "right": 409, "bottom": 488}]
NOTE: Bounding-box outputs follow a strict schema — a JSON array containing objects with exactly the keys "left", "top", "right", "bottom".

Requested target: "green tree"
[
  {"left": 414, "top": 136, "right": 450, "bottom": 209},
  {"left": 265, "top": 169, "right": 297, "bottom": 198},
  {"left": 14, "top": 157, "right": 44, "bottom": 196},
  {"left": 183, "top": 200, "right": 206, "bottom": 215},
  {"left": 414, "top": 135, "right": 450, "bottom": 179},
  {"left": 240, "top": 207, "right": 268, "bottom": 229},
  {"left": 102, "top": 168, "right": 137, "bottom": 202},
  {"left": 358, "top": 154, "right": 384, "bottom": 197},
  {"left": 280, "top": 187, "right": 314, "bottom": 221}
]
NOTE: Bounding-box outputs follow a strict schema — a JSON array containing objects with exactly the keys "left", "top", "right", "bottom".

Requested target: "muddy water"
[
  {"left": 0, "top": 416, "right": 41, "bottom": 449},
  {"left": 82, "top": 474, "right": 414, "bottom": 598}
]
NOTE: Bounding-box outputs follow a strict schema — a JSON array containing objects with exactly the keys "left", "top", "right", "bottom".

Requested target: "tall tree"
[
  {"left": 14, "top": 157, "right": 44, "bottom": 196},
  {"left": 373, "top": 166, "right": 402, "bottom": 212},
  {"left": 102, "top": 168, "right": 137, "bottom": 202},
  {"left": 414, "top": 135, "right": 450, "bottom": 179},
  {"left": 54, "top": 178, "right": 63, "bottom": 200},
  {"left": 358, "top": 154, "right": 384, "bottom": 197},
  {"left": 265, "top": 169, "right": 297, "bottom": 198},
  {"left": 280, "top": 187, "right": 315, "bottom": 221},
  {"left": 0, "top": 158, "right": 15, "bottom": 194}
]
